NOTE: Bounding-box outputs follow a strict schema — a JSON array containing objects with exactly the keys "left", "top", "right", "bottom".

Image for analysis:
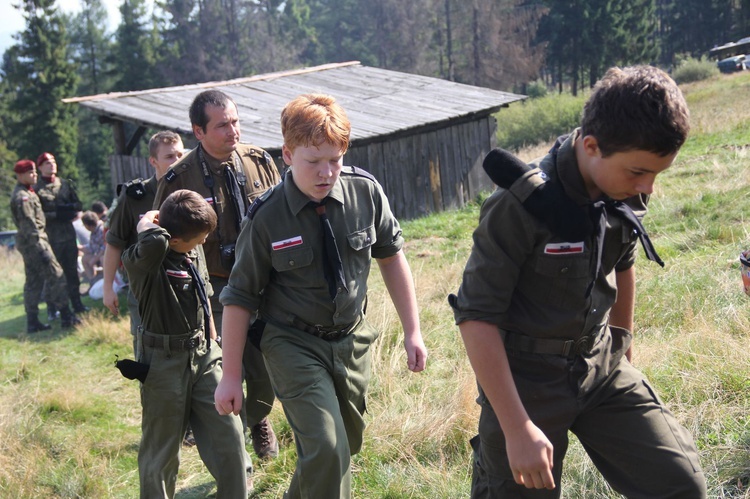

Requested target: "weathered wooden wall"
[
  {"left": 345, "top": 116, "right": 497, "bottom": 220},
  {"left": 109, "top": 155, "right": 151, "bottom": 194}
]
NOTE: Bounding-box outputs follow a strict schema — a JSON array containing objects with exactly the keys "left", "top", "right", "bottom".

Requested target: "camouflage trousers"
[{"left": 20, "top": 244, "right": 69, "bottom": 316}]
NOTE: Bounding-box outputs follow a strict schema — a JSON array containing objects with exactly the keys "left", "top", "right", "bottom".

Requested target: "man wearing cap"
[
  {"left": 35, "top": 152, "right": 89, "bottom": 315},
  {"left": 10, "top": 160, "right": 81, "bottom": 332}
]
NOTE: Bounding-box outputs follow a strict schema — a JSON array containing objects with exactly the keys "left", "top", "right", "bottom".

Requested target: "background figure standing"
[
  {"left": 35, "top": 152, "right": 89, "bottom": 315},
  {"left": 154, "top": 90, "right": 282, "bottom": 462},
  {"left": 91, "top": 200, "right": 108, "bottom": 223},
  {"left": 81, "top": 210, "right": 105, "bottom": 283},
  {"left": 10, "top": 159, "right": 80, "bottom": 332}
]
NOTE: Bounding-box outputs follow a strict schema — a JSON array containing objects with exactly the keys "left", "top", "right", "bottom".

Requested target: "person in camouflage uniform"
[
  {"left": 10, "top": 159, "right": 80, "bottom": 332},
  {"left": 35, "top": 152, "right": 89, "bottom": 314}
]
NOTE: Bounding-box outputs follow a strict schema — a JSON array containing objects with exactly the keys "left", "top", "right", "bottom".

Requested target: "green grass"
[{"left": 2, "top": 71, "right": 750, "bottom": 497}]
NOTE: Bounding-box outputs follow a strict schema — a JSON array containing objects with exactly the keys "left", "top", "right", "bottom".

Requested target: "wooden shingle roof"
[{"left": 64, "top": 61, "right": 525, "bottom": 150}]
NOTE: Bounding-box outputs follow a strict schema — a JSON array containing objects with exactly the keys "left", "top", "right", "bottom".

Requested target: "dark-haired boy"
[
  {"left": 215, "top": 93, "right": 428, "bottom": 498},
  {"left": 450, "top": 66, "right": 707, "bottom": 497},
  {"left": 122, "top": 189, "right": 247, "bottom": 498}
]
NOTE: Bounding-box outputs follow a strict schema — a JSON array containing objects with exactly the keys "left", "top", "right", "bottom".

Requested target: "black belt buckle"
[
  {"left": 574, "top": 334, "right": 595, "bottom": 356},
  {"left": 182, "top": 335, "right": 201, "bottom": 350}
]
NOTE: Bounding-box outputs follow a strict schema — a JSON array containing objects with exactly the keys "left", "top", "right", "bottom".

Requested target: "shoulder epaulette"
[
  {"left": 483, "top": 148, "right": 592, "bottom": 242},
  {"left": 341, "top": 165, "right": 376, "bottom": 182},
  {"left": 247, "top": 187, "right": 275, "bottom": 220},
  {"left": 164, "top": 168, "right": 178, "bottom": 183},
  {"left": 122, "top": 178, "right": 147, "bottom": 199}
]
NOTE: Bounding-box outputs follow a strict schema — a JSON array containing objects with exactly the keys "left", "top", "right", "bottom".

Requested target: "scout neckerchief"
[
  {"left": 548, "top": 136, "right": 664, "bottom": 296},
  {"left": 198, "top": 143, "right": 249, "bottom": 242},
  {"left": 310, "top": 198, "right": 348, "bottom": 300},
  {"left": 185, "top": 255, "right": 212, "bottom": 351}
]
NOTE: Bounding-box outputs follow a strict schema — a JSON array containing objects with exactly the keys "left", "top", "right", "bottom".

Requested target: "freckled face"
[
  {"left": 579, "top": 136, "right": 676, "bottom": 200},
  {"left": 283, "top": 142, "right": 344, "bottom": 203}
]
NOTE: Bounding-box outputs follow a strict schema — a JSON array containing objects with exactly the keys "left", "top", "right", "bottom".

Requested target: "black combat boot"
[
  {"left": 59, "top": 307, "right": 81, "bottom": 329},
  {"left": 71, "top": 295, "right": 90, "bottom": 314},
  {"left": 27, "top": 315, "right": 52, "bottom": 334}
]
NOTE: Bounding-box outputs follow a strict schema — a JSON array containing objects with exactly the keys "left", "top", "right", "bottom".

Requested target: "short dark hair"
[
  {"left": 580, "top": 65, "right": 690, "bottom": 157},
  {"left": 91, "top": 201, "right": 107, "bottom": 216},
  {"left": 189, "top": 90, "right": 236, "bottom": 132},
  {"left": 158, "top": 189, "right": 217, "bottom": 240}
]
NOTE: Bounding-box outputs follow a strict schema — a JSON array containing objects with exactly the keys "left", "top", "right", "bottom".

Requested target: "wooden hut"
[{"left": 64, "top": 61, "right": 525, "bottom": 219}]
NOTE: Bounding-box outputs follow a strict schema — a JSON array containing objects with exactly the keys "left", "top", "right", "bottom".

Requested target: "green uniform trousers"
[
  {"left": 470, "top": 327, "right": 706, "bottom": 498},
  {"left": 211, "top": 277, "right": 275, "bottom": 428},
  {"left": 137, "top": 330, "right": 247, "bottom": 499},
  {"left": 260, "top": 317, "right": 379, "bottom": 499}
]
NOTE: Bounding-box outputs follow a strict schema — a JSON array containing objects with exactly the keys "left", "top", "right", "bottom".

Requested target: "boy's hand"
[
  {"left": 214, "top": 377, "right": 243, "bottom": 416},
  {"left": 136, "top": 210, "right": 160, "bottom": 233},
  {"left": 506, "top": 421, "right": 555, "bottom": 490},
  {"left": 404, "top": 331, "right": 427, "bottom": 372}
]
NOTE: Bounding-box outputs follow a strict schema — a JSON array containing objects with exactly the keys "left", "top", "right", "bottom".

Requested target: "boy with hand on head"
[
  {"left": 215, "top": 93, "right": 428, "bottom": 498},
  {"left": 450, "top": 66, "right": 707, "bottom": 498},
  {"left": 122, "top": 189, "right": 247, "bottom": 498}
]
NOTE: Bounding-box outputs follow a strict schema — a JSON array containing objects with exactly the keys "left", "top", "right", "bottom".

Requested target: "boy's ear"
[
  {"left": 148, "top": 156, "right": 158, "bottom": 169},
  {"left": 281, "top": 144, "right": 293, "bottom": 165},
  {"left": 581, "top": 135, "right": 601, "bottom": 158}
]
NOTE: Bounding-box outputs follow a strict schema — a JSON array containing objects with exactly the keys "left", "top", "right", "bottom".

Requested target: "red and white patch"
[
  {"left": 21, "top": 195, "right": 29, "bottom": 202},
  {"left": 166, "top": 269, "right": 190, "bottom": 278},
  {"left": 544, "top": 242, "right": 585, "bottom": 254},
  {"left": 272, "top": 236, "right": 303, "bottom": 251},
  {"left": 204, "top": 197, "right": 215, "bottom": 205}
]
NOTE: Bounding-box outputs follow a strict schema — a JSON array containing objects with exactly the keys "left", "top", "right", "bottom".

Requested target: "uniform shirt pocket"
[
  {"left": 523, "top": 253, "right": 591, "bottom": 308},
  {"left": 346, "top": 225, "right": 375, "bottom": 279},
  {"left": 271, "top": 245, "right": 314, "bottom": 272}
]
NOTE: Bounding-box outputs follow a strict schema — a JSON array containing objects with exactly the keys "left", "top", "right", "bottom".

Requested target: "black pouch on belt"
[
  {"left": 247, "top": 319, "right": 266, "bottom": 351},
  {"left": 114, "top": 355, "right": 150, "bottom": 383}
]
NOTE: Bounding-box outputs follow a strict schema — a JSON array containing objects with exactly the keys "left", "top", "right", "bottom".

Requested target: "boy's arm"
[
  {"left": 610, "top": 266, "right": 636, "bottom": 361},
  {"left": 102, "top": 243, "right": 123, "bottom": 315},
  {"left": 376, "top": 250, "right": 427, "bottom": 372},
  {"left": 459, "top": 320, "right": 555, "bottom": 490},
  {"left": 214, "top": 304, "right": 254, "bottom": 415}
]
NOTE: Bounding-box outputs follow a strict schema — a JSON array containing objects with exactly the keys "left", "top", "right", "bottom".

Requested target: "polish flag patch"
[
  {"left": 166, "top": 269, "right": 190, "bottom": 278},
  {"left": 21, "top": 195, "right": 29, "bottom": 202},
  {"left": 205, "top": 197, "right": 215, "bottom": 205},
  {"left": 544, "top": 242, "right": 585, "bottom": 254},
  {"left": 272, "top": 236, "right": 303, "bottom": 251}
]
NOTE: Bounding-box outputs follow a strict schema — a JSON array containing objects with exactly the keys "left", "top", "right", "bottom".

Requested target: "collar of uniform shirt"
[{"left": 284, "top": 170, "right": 345, "bottom": 216}]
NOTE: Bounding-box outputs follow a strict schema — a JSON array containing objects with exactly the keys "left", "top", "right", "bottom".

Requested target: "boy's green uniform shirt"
[
  {"left": 221, "top": 167, "right": 403, "bottom": 498},
  {"left": 451, "top": 130, "right": 706, "bottom": 497}
]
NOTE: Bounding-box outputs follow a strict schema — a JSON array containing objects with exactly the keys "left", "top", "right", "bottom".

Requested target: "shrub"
[
  {"left": 525, "top": 80, "right": 548, "bottom": 99},
  {"left": 495, "top": 93, "right": 585, "bottom": 151},
  {"left": 672, "top": 57, "right": 719, "bottom": 84}
]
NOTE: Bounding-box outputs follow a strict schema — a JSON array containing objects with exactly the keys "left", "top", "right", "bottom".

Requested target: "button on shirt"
[
  {"left": 220, "top": 168, "right": 403, "bottom": 329},
  {"left": 452, "top": 131, "right": 644, "bottom": 340}
]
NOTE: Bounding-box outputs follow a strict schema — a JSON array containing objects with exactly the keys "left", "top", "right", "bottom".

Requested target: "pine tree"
[
  {"left": 110, "top": 0, "right": 159, "bottom": 91},
  {"left": 1, "top": 0, "right": 79, "bottom": 178}
]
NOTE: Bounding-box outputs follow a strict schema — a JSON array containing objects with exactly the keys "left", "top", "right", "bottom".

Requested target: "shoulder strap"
[{"left": 483, "top": 148, "right": 592, "bottom": 242}]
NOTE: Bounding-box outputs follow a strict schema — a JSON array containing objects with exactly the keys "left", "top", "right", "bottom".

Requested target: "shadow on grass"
[{"left": 0, "top": 294, "right": 105, "bottom": 341}]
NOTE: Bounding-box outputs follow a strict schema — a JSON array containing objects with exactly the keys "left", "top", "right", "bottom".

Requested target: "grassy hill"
[{"left": 2, "top": 70, "right": 750, "bottom": 498}]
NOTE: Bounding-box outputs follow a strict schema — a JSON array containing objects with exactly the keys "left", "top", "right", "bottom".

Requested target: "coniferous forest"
[{"left": 1, "top": 0, "right": 749, "bottom": 230}]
